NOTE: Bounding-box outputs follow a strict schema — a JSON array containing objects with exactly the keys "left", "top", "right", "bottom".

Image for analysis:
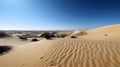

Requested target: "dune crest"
[{"left": 70, "top": 24, "right": 120, "bottom": 42}]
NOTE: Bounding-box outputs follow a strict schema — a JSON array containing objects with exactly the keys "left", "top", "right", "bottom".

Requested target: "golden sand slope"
[
  {"left": 84, "top": 24, "right": 120, "bottom": 42},
  {"left": 70, "top": 24, "right": 120, "bottom": 42},
  {"left": 0, "top": 39, "right": 51, "bottom": 67},
  {"left": 0, "top": 38, "right": 120, "bottom": 67},
  {"left": 89, "top": 24, "right": 120, "bottom": 34},
  {"left": 36, "top": 39, "right": 120, "bottom": 67}
]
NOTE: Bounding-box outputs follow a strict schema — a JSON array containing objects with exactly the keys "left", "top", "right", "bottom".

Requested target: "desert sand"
[{"left": 0, "top": 24, "right": 120, "bottom": 67}]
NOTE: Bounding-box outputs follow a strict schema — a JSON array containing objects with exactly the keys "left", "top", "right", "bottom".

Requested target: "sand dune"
[
  {"left": 0, "top": 24, "right": 120, "bottom": 67},
  {"left": 0, "top": 38, "right": 120, "bottom": 67},
  {"left": 70, "top": 24, "right": 120, "bottom": 42},
  {"left": 89, "top": 24, "right": 120, "bottom": 34},
  {"left": 36, "top": 39, "right": 120, "bottom": 67},
  {"left": 0, "top": 37, "right": 30, "bottom": 46}
]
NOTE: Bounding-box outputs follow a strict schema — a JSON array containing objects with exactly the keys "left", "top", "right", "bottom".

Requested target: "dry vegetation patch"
[
  {"left": 0, "top": 46, "right": 12, "bottom": 55},
  {"left": 0, "top": 31, "right": 11, "bottom": 38},
  {"left": 71, "top": 36, "right": 77, "bottom": 38},
  {"left": 31, "top": 38, "right": 39, "bottom": 42}
]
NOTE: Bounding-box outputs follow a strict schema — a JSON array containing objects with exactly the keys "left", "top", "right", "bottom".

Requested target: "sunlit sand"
[{"left": 0, "top": 24, "right": 120, "bottom": 67}]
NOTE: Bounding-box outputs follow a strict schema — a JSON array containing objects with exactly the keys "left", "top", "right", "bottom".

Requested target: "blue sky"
[{"left": 0, "top": 0, "right": 120, "bottom": 30}]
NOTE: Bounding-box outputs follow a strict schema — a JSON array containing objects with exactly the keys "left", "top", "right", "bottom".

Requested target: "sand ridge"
[
  {"left": 0, "top": 24, "right": 120, "bottom": 67},
  {"left": 35, "top": 38, "right": 120, "bottom": 67},
  {"left": 0, "top": 38, "right": 120, "bottom": 67},
  {"left": 70, "top": 24, "right": 120, "bottom": 42}
]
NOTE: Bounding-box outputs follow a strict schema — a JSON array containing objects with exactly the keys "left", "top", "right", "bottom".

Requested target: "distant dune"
[
  {"left": 0, "top": 24, "right": 120, "bottom": 67},
  {"left": 87, "top": 24, "right": 120, "bottom": 36},
  {"left": 70, "top": 24, "right": 120, "bottom": 42}
]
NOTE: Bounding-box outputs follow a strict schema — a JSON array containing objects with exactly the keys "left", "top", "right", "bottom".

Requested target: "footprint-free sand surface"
[
  {"left": 37, "top": 39, "right": 120, "bottom": 67},
  {"left": 0, "top": 24, "right": 120, "bottom": 67}
]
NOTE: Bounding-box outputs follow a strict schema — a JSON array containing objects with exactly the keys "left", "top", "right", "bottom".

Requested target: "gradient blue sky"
[{"left": 0, "top": 0, "right": 120, "bottom": 30}]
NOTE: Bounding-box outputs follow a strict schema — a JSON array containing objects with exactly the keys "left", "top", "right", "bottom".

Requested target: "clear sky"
[{"left": 0, "top": 0, "right": 120, "bottom": 30}]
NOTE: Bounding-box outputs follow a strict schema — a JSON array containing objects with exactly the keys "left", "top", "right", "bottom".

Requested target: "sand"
[
  {"left": 0, "top": 37, "right": 30, "bottom": 46},
  {"left": 80, "top": 24, "right": 120, "bottom": 42},
  {"left": 0, "top": 24, "right": 120, "bottom": 67},
  {"left": 36, "top": 38, "right": 120, "bottom": 67}
]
